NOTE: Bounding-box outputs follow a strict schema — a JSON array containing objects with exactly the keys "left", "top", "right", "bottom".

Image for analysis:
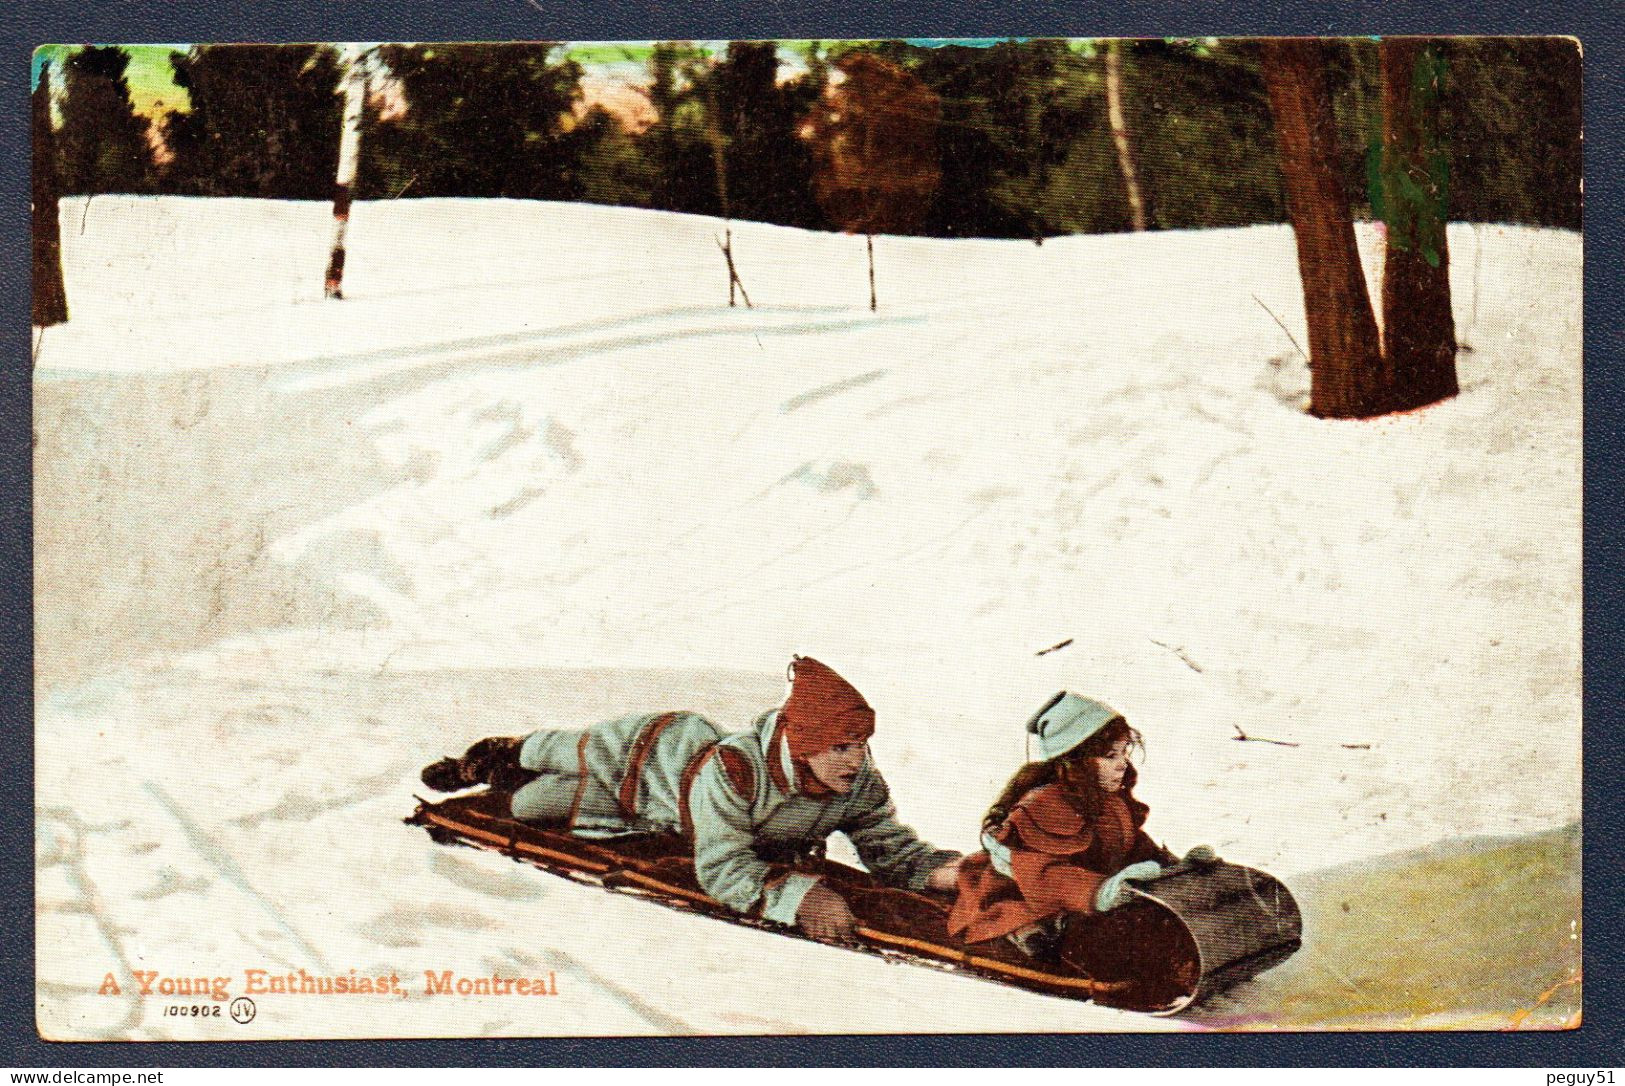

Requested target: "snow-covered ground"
[{"left": 33, "top": 197, "right": 1581, "bottom": 1037}]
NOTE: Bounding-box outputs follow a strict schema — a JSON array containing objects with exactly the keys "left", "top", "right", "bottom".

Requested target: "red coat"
[{"left": 947, "top": 781, "right": 1171, "bottom": 945}]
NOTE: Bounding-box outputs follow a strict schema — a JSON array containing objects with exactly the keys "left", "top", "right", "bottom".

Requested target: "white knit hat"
[{"left": 1025, "top": 692, "right": 1124, "bottom": 761}]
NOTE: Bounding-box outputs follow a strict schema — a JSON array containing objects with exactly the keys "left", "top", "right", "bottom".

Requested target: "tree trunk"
[
  {"left": 325, "top": 46, "right": 368, "bottom": 300},
  {"left": 1259, "top": 39, "right": 1388, "bottom": 418},
  {"left": 1378, "top": 37, "right": 1459, "bottom": 410},
  {"left": 32, "top": 61, "right": 69, "bottom": 329},
  {"left": 1103, "top": 40, "right": 1147, "bottom": 232}
]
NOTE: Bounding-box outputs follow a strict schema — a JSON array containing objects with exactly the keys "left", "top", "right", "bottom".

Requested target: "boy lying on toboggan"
[
  {"left": 420, "top": 657, "right": 963, "bottom": 942},
  {"left": 420, "top": 657, "right": 1218, "bottom": 964}
]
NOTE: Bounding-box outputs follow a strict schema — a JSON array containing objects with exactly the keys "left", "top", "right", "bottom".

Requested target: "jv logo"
[{"left": 229, "top": 996, "right": 256, "bottom": 1024}]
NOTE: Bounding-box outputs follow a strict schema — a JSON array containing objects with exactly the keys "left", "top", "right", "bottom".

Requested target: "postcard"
[{"left": 31, "top": 36, "right": 1581, "bottom": 1039}]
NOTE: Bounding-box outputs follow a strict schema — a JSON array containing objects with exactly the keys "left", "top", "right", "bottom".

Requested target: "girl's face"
[{"left": 1091, "top": 739, "right": 1133, "bottom": 793}]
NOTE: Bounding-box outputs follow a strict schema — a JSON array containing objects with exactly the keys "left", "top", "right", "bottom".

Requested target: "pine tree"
[
  {"left": 1119, "top": 40, "right": 1287, "bottom": 231},
  {"left": 57, "top": 46, "right": 155, "bottom": 194},
  {"left": 905, "top": 42, "right": 1029, "bottom": 238},
  {"left": 635, "top": 43, "right": 726, "bottom": 218},
  {"left": 641, "top": 43, "right": 695, "bottom": 212},
  {"left": 368, "top": 43, "right": 582, "bottom": 200},
  {"left": 575, "top": 105, "right": 657, "bottom": 208},
  {"left": 971, "top": 39, "right": 1093, "bottom": 242},
  {"left": 705, "top": 41, "right": 825, "bottom": 229},
  {"left": 163, "top": 45, "right": 343, "bottom": 198}
]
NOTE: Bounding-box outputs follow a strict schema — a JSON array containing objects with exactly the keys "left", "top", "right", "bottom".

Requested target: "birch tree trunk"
[
  {"left": 324, "top": 45, "right": 367, "bottom": 300},
  {"left": 1104, "top": 40, "right": 1147, "bottom": 232}
]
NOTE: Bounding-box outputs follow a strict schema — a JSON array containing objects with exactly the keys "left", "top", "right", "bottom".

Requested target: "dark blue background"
[{"left": 5, "top": 0, "right": 1619, "bottom": 1067}]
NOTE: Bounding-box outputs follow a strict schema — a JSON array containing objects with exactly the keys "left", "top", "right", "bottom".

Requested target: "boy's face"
[{"left": 806, "top": 741, "right": 867, "bottom": 794}]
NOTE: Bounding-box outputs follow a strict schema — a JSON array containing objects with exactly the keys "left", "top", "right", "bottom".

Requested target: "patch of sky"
[{"left": 33, "top": 44, "right": 195, "bottom": 116}]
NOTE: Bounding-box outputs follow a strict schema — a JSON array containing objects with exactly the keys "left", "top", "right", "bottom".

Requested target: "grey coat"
[
  {"left": 689, "top": 709, "right": 960, "bottom": 925},
  {"left": 513, "top": 708, "right": 958, "bottom": 926}
]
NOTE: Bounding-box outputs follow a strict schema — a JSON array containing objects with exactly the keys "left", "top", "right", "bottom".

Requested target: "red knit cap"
[{"left": 781, "top": 656, "right": 876, "bottom": 760}]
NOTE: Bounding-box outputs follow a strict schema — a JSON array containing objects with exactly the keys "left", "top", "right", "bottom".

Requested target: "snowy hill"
[{"left": 34, "top": 197, "right": 1581, "bottom": 1037}]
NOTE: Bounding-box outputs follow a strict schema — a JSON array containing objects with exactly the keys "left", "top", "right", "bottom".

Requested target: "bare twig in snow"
[
  {"left": 1232, "top": 724, "right": 1300, "bottom": 747},
  {"left": 1150, "top": 637, "right": 1203, "bottom": 673},
  {"left": 1252, "top": 293, "right": 1310, "bottom": 364},
  {"left": 714, "top": 233, "right": 754, "bottom": 309},
  {"left": 1231, "top": 725, "right": 1371, "bottom": 750},
  {"left": 702, "top": 76, "right": 753, "bottom": 309},
  {"left": 1036, "top": 638, "right": 1073, "bottom": 657}
]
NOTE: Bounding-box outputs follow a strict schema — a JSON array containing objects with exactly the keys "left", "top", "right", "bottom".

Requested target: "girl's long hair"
[{"left": 981, "top": 717, "right": 1143, "bottom": 831}]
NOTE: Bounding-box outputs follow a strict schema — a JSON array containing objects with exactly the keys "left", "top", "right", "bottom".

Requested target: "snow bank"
[{"left": 34, "top": 197, "right": 1581, "bottom": 1036}]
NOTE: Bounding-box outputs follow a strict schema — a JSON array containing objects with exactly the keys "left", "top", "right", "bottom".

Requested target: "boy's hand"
[
  {"left": 924, "top": 856, "right": 963, "bottom": 892},
  {"left": 796, "top": 882, "right": 857, "bottom": 941}
]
